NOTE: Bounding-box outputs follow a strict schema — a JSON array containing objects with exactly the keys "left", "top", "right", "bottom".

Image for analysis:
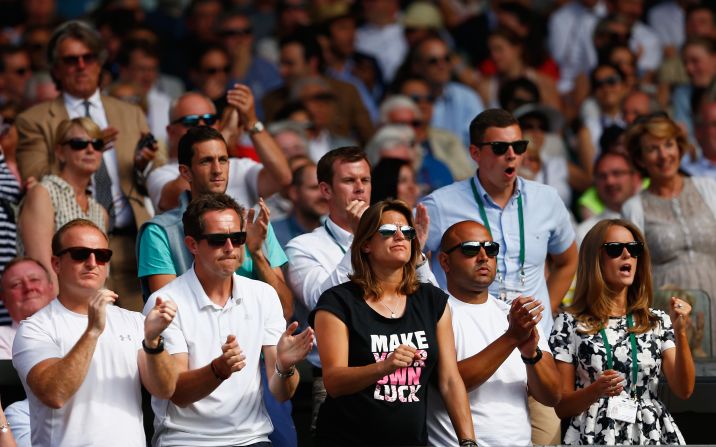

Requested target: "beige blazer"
[{"left": 16, "top": 95, "right": 160, "bottom": 227}]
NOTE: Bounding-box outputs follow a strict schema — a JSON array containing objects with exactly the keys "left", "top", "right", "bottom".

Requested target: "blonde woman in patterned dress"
[
  {"left": 18, "top": 118, "right": 108, "bottom": 291},
  {"left": 550, "top": 219, "right": 694, "bottom": 445}
]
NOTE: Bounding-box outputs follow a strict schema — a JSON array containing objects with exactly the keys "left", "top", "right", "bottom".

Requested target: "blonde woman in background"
[{"left": 18, "top": 117, "right": 108, "bottom": 291}]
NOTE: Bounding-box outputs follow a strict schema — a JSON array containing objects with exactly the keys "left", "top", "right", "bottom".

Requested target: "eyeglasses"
[
  {"left": 55, "top": 246, "right": 113, "bottom": 263},
  {"left": 408, "top": 94, "right": 435, "bottom": 104},
  {"left": 202, "top": 65, "right": 230, "bottom": 75},
  {"left": 602, "top": 241, "right": 644, "bottom": 258},
  {"left": 62, "top": 138, "right": 105, "bottom": 151},
  {"left": 633, "top": 111, "right": 669, "bottom": 125},
  {"left": 171, "top": 113, "right": 218, "bottom": 127},
  {"left": 444, "top": 240, "right": 500, "bottom": 258},
  {"left": 219, "top": 27, "right": 253, "bottom": 38},
  {"left": 377, "top": 224, "right": 416, "bottom": 240},
  {"left": 593, "top": 75, "right": 621, "bottom": 89},
  {"left": 477, "top": 140, "right": 529, "bottom": 155},
  {"left": 425, "top": 55, "right": 450, "bottom": 65},
  {"left": 60, "top": 52, "right": 98, "bottom": 67},
  {"left": 196, "top": 231, "right": 247, "bottom": 247}
]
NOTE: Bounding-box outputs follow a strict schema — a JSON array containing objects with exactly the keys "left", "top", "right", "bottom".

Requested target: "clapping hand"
[
  {"left": 276, "top": 321, "right": 314, "bottom": 372},
  {"left": 414, "top": 203, "right": 429, "bottom": 251},
  {"left": 245, "top": 198, "right": 270, "bottom": 255},
  {"left": 144, "top": 297, "right": 177, "bottom": 343},
  {"left": 87, "top": 288, "right": 117, "bottom": 337},
  {"left": 506, "top": 296, "right": 543, "bottom": 347},
  {"left": 591, "top": 370, "right": 625, "bottom": 398}
]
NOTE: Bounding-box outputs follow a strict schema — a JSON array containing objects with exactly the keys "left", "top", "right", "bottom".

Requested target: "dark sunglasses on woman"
[
  {"left": 602, "top": 241, "right": 644, "bottom": 258},
  {"left": 196, "top": 232, "right": 247, "bottom": 247},
  {"left": 56, "top": 246, "right": 113, "bottom": 263},
  {"left": 377, "top": 224, "right": 417, "bottom": 240},
  {"left": 62, "top": 138, "right": 105, "bottom": 151},
  {"left": 444, "top": 241, "right": 500, "bottom": 258}
]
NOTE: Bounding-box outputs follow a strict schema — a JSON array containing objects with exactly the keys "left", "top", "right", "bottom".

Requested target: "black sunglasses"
[
  {"left": 171, "top": 113, "right": 218, "bottom": 128},
  {"left": 62, "top": 138, "right": 105, "bottom": 151},
  {"left": 444, "top": 240, "right": 500, "bottom": 258},
  {"left": 196, "top": 231, "right": 247, "bottom": 247},
  {"left": 377, "top": 224, "right": 416, "bottom": 240},
  {"left": 219, "top": 27, "right": 253, "bottom": 37},
  {"left": 408, "top": 94, "right": 435, "bottom": 104},
  {"left": 426, "top": 55, "right": 450, "bottom": 65},
  {"left": 602, "top": 241, "right": 644, "bottom": 258},
  {"left": 61, "top": 52, "right": 97, "bottom": 67},
  {"left": 202, "top": 65, "right": 230, "bottom": 75},
  {"left": 56, "top": 246, "right": 113, "bottom": 263},
  {"left": 478, "top": 140, "right": 529, "bottom": 155},
  {"left": 594, "top": 75, "right": 621, "bottom": 89}
]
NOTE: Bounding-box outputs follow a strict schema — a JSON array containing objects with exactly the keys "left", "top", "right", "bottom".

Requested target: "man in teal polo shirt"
[{"left": 136, "top": 126, "right": 292, "bottom": 315}]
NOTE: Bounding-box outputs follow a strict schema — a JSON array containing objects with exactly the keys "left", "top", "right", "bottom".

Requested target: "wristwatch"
[
  {"left": 142, "top": 336, "right": 165, "bottom": 355},
  {"left": 247, "top": 121, "right": 265, "bottom": 135},
  {"left": 521, "top": 346, "right": 543, "bottom": 365}
]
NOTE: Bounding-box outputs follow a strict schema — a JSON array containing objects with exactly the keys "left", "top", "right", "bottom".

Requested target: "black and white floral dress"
[{"left": 550, "top": 310, "right": 685, "bottom": 445}]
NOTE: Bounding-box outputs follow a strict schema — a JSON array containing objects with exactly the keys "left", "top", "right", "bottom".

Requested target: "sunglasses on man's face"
[
  {"left": 196, "top": 231, "right": 247, "bottom": 247},
  {"left": 377, "top": 224, "right": 417, "bottom": 240},
  {"left": 171, "top": 113, "right": 218, "bottom": 128},
  {"left": 56, "top": 246, "right": 113, "bottom": 263},
  {"left": 61, "top": 52, "right": 97, "bottom": 67},
  {"left": 477, "top": 140, "right": 529, "bottom": 156},
  {"left": 593, "top": 75, "right": 621, "bottom": 89},
  {"left": 202, "top": 65, "right": 230, "bottom": 75},
  {"left": 444, "top": 240, "right": 500, "bottom": 258},
  {"left": 602, "top": 241, "right": 644, "bottom": 258},
  {"left": 62, "top": 138, "right": 105, "bottom": 151}
]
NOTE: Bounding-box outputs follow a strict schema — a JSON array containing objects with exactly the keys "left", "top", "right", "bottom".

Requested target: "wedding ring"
[{"left": 676, "top": 303, "right": 683, "bottom": 309}]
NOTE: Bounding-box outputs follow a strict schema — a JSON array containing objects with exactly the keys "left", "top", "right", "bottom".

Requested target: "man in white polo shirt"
[
  {"left": 144, "top": 193, "right": 313, "bottom": 446},
  {"left": 12, "top": 219, "right": 178, "bottom": 446}
]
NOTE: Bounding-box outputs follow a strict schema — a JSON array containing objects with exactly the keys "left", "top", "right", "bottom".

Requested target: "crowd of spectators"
[{"left": 0, "top": 0, "right": 713, "bottom": 446}]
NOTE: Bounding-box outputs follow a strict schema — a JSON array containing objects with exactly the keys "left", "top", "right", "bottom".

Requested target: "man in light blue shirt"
[
  {"left": 412, "top": 36, "right": 484, "bottom": 147},
  {"left": 421, "top": 108, "right": 577, "bottom": 444}
]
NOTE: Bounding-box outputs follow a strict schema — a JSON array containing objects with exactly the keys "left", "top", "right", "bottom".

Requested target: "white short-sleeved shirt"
[
  {"left": 0, "top": 323, "right": 17, "bottom": 359},
  {"left": 144, "top": 267, "right": 285, "bottom": 447},
  {"left": 427, "top": 295, "right": 551, "bottom": 447},
  {"left": 145, "top": 157, "right": 263, "bottom": 210},
  {"left": 12, "top": 299, "right": 146, "bottom": 447}
]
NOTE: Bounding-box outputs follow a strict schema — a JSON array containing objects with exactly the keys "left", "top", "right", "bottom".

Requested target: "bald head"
[
  {"left": 438, "top": 220, "right": 497, "bottom": 301},
  {"left": 167, "top": 92, "right": 218, "bottom": 155}
]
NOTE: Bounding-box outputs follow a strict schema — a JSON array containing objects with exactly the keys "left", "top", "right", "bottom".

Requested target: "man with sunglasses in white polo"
[
  {"left": 143, "top": 193, "right": 313, "bottom": 447},
  {"left": 421, "top": 108, "right": 577, "bottom": 445},
  {"left": 12, "top": 218, "right": 178, "bottom": 446},
  {"left": 427, "top": 220, "right": 561, "bottom": 447}
]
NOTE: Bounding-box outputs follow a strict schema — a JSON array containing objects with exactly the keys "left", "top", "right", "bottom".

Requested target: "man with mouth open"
[{"left": 421, "top": 108, "right": 577, "bottom": 444}]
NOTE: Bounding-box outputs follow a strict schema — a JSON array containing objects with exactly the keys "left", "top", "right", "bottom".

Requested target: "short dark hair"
[
  {"left": 116, "top": 38, "right": 160, "bottom": 68},
  {"left": 52, "top": 218, "right": 108, "bottom": 256},
  {"left": 468, "top": 108, "right": 519, "bottom": 146},
  {"left": 279, "top": 29, "right": 324, "bottom": 69},
  {"left": 178, "top": 126, "right": 227, "bottom": 167},
  {"left": 291, "top": 161, "right": 315, "bottom": 188},
  {"left": 316, "top": 146, "right": 370, "bottom": 185},
  {"left": 593, "top": 150, "right": 634, "bottom": 176},
  {"left": 182, "top": 193, "right": 244, "bottom": 240},
  {"left": 498, "top": 77, "right": 540, "bottom": 111},
  {"left": 0, "top": 45, "right": 29, "bottom": 72}
]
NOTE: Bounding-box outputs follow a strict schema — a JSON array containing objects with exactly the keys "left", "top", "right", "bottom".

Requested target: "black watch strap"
[
  {"left": 521, "top": 346, "right": 543, "bottom": 365},
  {"left": 142, "top": 335, "right": 164, "bottom": 355}
]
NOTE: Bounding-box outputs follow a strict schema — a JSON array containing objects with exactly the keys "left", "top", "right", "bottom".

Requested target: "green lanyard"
[
  {"left": 470, "top": 177, "right": 525, "bottom": 287},
  {"left": 324, "top": 221, "right": 347, "bottom": 254},
  {"left": 599, "top": 314, "right": 639, "bottom": 399}
]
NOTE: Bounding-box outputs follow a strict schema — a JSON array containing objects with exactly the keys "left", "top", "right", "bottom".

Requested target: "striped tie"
[{"left": 85, "top": 100, "right": 116, "bottom": 231}]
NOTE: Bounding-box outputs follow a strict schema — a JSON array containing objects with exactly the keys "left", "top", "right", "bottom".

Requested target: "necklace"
[{"left": 379, "top": 297, "right": 399, "bottom": 319}]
